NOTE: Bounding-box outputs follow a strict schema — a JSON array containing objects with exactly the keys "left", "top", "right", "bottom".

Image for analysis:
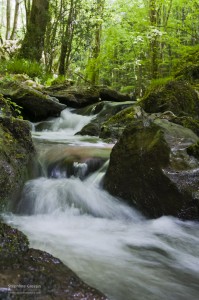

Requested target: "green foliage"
[
  {"left": 147, "top": 77, "right": 174, "bottom": 92},
  {"left": 0, "top": 59, "right": 43, "bottom": 78}
]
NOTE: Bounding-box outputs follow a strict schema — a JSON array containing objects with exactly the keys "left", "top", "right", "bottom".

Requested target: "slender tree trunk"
[
  {"left": 6, "top": 0, "right": 11, "bottom": 39},
  {"left": 24, "top": 0, "right": 32, "bottom": 29},
  {"left": 59, "top": 0, "right": 76, "bottom": 75},
  {"left": 90, "top": 0, "right": 105, "bottom": 85},
  {"left": 19, "top": 0, "right": 50, "bottom": 61},
  {"left": 149, "top": 0, "right": 158, "bottom": 79},
  {"left": 10, "top": 0, "right": 20, "bottom": 40}
]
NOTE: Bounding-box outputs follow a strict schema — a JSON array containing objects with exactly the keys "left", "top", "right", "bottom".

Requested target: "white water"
[{"left": 2, "top": 108, "right": 199, "bottom": 300}]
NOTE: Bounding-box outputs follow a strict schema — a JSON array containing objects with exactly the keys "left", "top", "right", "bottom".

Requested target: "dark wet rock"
[
  {"left": 0, "top": 222, "right": 108, "bottom": 300},
  {"left": 0, "top": 117, "right": 35, "bottom": 210},
  {"left": 104, "top": 118, "right": 199, "bottom": 220},
  {"left": 76, "top": 101, "right": 134, "bottom": 137},
  {"left": 100, "top": 105, "right": 143, "bottom": 140},
  {"left": 45, "top": 85, "right": 132, "bottom": 108},
  {"left": 99, "top": 87, "right": 132, "bottom": 102},
  {"left": 45, "top": 85, "right": 100, "bottom": 108},
  {"left": 169, "top": 115, "right": 199, "bottom": 137},
  {"left": 140, "top": 80, "right": 199, "bottom": 117},
  {"left": 0, "top": 78, "right": 66, "bottom": 122},
  {"left": 47, "top": 156, "right": 106, "bottom": 180}
]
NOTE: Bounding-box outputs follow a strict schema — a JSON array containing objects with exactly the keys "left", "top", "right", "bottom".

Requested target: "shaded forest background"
[{"left": 0, "top": 0, "right": 199, "bottom": 96}]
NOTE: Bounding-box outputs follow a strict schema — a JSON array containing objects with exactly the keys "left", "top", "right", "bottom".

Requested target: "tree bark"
[
  {"left": 24, "top": 0, "right": 32, "bottom": 28},
  {"left": 19, "top": 0, "right": 50, "bottom": 61},
  {"left": 58, "top": 0, "right": 77, "bottom": 75},
  {"left": 6, "top": 0, "right": 11, "bottom": 39},
  {"left": 149, "top": 0, "right": 158, "bottom": 79},
  {"left": 10, "top": 0, "right": 20, "bottom": 40}
]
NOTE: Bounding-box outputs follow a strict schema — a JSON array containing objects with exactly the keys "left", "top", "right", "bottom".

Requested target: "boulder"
[
  {"left": 0, "top": 116, "right": 35, "bottom": 210},
  {"left": 0, "top": 78, "right": 66, "bottom": 122},
  {"left": 0, "top": 222, "right": 107, "bottom": 300},
  {"left": 76, "top": 101, "right": 134, "bottom": 137},
  {"left": 45, "top": 85, "right": 100, "bottom": 108},
  {"left": 45, "top": 85, "right": 132, "bottom": 108},
  {"left": 104, "top": 118, "right": 199, "bottom": 220},
  {"left": 140, "top": 80, "right": 199, "bottom": 117},
  {"left": 100, "top": 105, "right": 143, "bottom": 140},
  {"left": 99, "top": 87, "right": 132, "bottom": 102}
]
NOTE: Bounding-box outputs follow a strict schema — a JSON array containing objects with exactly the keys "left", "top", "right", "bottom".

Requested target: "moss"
[
  {"left": 104, "top": 118, "right": 199, "bottom": 220},
  {"left": 187, "top": 142, "right": 199, "bottom": 159},
  {"left": 100, "top": 105, "right": 138, "bottom": 139},
  {"left": 174, "top": 45, "right": 199, "bottom": 82},
  {"left": 0, "top": 221, "right": 29, "bottom": 265},
  {"left": 140, "top": 80, "right": 199, "bottom": 117},
  {"left": 171, "top": 116, "right": 199, "bottom": 137},
  {"left": 0, "top": 117, "right": 35, "bottom": 211}
]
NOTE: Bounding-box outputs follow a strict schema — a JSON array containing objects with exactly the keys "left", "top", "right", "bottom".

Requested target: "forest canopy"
[{"left": 0, "top": 0, "right": 198, "bottom": 95}]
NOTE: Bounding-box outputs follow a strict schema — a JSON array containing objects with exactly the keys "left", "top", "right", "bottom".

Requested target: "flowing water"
[{"left": 2, "top": 108, "right": 199, "bottom": 300}]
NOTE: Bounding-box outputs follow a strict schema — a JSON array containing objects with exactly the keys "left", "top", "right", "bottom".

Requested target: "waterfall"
[{"left": 2, "top": 108, "right": 199, "bottom": 300}]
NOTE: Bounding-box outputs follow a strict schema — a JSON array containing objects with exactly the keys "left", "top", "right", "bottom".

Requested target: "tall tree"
[
  {"left": 10, "top": 0, "right": 21, "bottom": 40},
  {"left": 90, "top": 0, "right": 105, "bottom": 84},
  {"left": 19, "top": 0, "right": 50, "bottom": 61},
  {"left": 24, "top": 0, "right": 32, "bottom": 28},
  {"left": 149, "top": 0, "right": 159, "bottom": 79},
  {"left": 6, "top": 0, "right": 11, "bottom": 39},
  {"left": 58, "top": 0, "right": 78, "bottom": 75}
]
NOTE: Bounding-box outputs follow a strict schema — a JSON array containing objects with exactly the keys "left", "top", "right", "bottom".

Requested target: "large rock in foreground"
[
  {"left": 104, "top": 118, "right": 199, "bottom": 220},
  {"left": 0, "top": 116, "right": 35, "bottom": 211},
  {"left": 0, "top": 222, "right": 107, "bottom": 300},
  {"left": 0, "top": 78, "right": 66, "bottom": 121}
]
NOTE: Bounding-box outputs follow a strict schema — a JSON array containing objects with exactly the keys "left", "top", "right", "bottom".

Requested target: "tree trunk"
[
  {"left": 58, "top": 0, "right": 77, "bottom": 75},
  {"left": 10, "top": 0, "right": 20, "bottom": 40},
  {"left": 90, "top": 0, "right": 105, "bottom": 85},
  {"left": 19, "top": 0, "right": 50, "bottom": 61},
  {"left": 24, "top": 0, "right": 32, "bottom": 29},
  {"left": 149, "top": 0, "right": 158, "bottom": 79},
  {"left": 6, "top": 0, "right": 11, "bottom": 39}
]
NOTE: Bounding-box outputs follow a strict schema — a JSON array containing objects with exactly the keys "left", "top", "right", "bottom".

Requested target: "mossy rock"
[
  {"left": 100, "top": 105, "right": 142, "bottom": 139},
  {"left": 174, "top": 46, "right": 199, "bottom": 82},
  {"left": 0, "top": 221, "right": 107, "bottom": 300},
  {"left": 77, "top": 101, "right": 134, "bottom": 137},
  {"left": 187, "top": 141, "right": 199, "bottom": 159},
  {"left": 0, "top": 117, "right": 35, "bottom": 210},
  {"left": 0, "top": 77, "right": 66, "bottom": 121},
  {"left": 45, "top": 85, "right": 100, "bottom": 108},
  {"left": 175, "top": 64, "right": 199, "bottom": 82},
  {"left": 0, "top": 221, "right": 29, "bottom": 266},
  {"left": 0, "top": 94, "right": 12, "bottom": 117},
  {"left": 170, "top": 116, "right": 199, "bottom": 137},
  {"left": 104, "top": 118, "right": 199, "bottom": 220},
  {"left": 140, "top": 80, "right": 199, "bottom": 117}
]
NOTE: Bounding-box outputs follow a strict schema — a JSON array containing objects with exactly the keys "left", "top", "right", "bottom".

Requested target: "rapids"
[{"left": 2, "top": 108, "right": 199, "bottom": 300}]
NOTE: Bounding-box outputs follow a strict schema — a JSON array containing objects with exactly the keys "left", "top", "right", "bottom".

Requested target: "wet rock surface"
[
  {"left": 0, "top": 78, "right": 66, "bottom": 122},
  {"left": 0, "top": 222, "right": 108, "bottom": 300},
  {"left": 140, "top": 80, "right": 199, "bottom": 117},
  {"left": 76, "top": 101, "right": 134, "bottom": 137},
  {"left": 104, "top": 118, "right": 199, "bottom": 220},
  {"left": 45, "top": 85, "right": 132, "bottom": 108},
  {"left": 0, "top": 116, "right": 35, "bottom": 211}
]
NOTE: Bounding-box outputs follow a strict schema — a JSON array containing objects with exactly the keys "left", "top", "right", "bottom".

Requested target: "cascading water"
[{"left": 2, "top": 108, "right": 199, "bottom": 300}]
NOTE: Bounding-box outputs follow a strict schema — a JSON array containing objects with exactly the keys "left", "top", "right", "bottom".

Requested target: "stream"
[{"left": 2, "top": 108, "right": 199, "bottom": 300}]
